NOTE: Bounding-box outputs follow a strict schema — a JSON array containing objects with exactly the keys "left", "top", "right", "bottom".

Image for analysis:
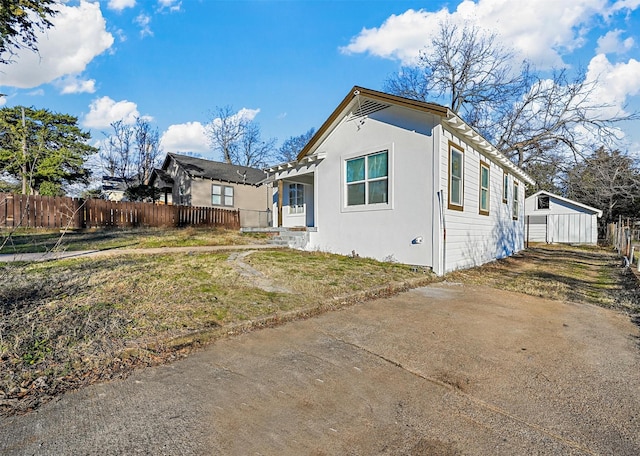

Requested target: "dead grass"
[
  {"left": 0, "top": 227, "right": 267, "bottom": 254},
  {"left": 1, "top": 239, "right": 637, "bottom": 417},
  {"left": 447, "top": 243, "right": 640, "bottom": 313},
  {"left": 0, "top": 247, "right": 432, "bottom": 415}
]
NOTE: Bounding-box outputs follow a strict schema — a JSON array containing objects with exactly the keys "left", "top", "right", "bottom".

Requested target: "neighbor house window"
[
  {"left": 212, "top": 184, "right": 234, "bottom": 207},
  {"left": 289, "top": 183, "right": 304, "bottom": 214},
  {"left": 503, "top": 172, "right": 509, "bottom": 203},
  {"left": 448, "top": 143, "right": 464, "bottom": 210},
  {"left": 537, "top": 195, "right": 549, "bottom": 210},
  {"left": 346, "top": 150, "right": 388, "bottom": 206},
  {"left": 512, "top": 181, "right": 519, "bottom": 219},
  {"left": 479, "top": 162, "right": 490, "bottom": 216}
]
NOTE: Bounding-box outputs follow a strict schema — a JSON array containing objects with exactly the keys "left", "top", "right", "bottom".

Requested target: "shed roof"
[
  {"left": 162, "top": 153, "right": 266, "bottom": 186},
  {"left": 526, "top": 190, "right": 603, "bottom": 217}
]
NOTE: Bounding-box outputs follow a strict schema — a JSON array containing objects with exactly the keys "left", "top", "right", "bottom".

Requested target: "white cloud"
[
  {"left": 108, "top": 0, "right": 136, "bottom": 12},
  {"left": 596, "top": 30, "right": 634, "bottom": 55},
  {"left": 158, "top": 0, "right": 181, "bottom": 12},
  {"left": 83, "top": 96, "right": 143, "bottom": 128},
  {"left": 340, "top": 0, "right": 636, "bottom": 69},
  {"left": 586, "top": 54, "right": 640, "bottom": 118},
  {"left": 58, "top": 75, "right": 96, "bottom": 94},
  {"left": 160, "top": 122, "right": 210, "bottom": 153},
  {"left": 0, "top": 1, "right": 113, "bottom": 89},
  {"left": 135, "top": 13, "right": 153, "bottom": 38}
]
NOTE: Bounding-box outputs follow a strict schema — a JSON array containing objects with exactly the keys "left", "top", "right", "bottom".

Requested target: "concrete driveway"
[{"left": 1, "top": 282, "right": 639, "bottom": 455}]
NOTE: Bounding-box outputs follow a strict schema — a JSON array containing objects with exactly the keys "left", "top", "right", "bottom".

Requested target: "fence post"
[{"left": 5, "top": 193, "right": 14, "bottom": 227}]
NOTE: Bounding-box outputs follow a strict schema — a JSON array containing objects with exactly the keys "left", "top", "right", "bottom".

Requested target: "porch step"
[{"left": 267, "top": 229, "right": 309, "bottom": 249}]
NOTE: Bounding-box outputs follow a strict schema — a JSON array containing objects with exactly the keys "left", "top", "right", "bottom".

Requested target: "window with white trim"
[
  {"left": 212, "top": 184, "right": 234, "bottom": 207},
  {"left": 512, "top": 181, "right": 519, "bottom": 219},
  {"left": 448, "top": 143, "right": 464, "bottom": 210},
  {"left": 479, "top": 162, "right": 490, "bottom": 216},
  {"left": 288, "top": 183, "right": 304, "bottom": 214},
  {"left": 345, "top": 150, "right": 388, "bottom": 206},
  {"left": 502, "top": 172, "right": 509, "bottom": 203},
  {"left": 537, "top": 195, "right": 549, "bottom": 210}
]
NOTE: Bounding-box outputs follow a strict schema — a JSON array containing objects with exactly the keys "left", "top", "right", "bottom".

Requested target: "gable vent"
[{"left": 348, "top": 99, "right": 390, "bottom": 120}]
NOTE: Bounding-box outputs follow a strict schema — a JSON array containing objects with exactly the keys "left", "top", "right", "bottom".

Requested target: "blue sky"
[{"left": 1, "top": 0, "right": 640, "bottom": 169}]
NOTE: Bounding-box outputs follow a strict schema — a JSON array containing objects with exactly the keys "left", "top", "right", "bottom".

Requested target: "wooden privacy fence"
[{"left": 0, "top": 193, "right": 240, "bottom": 230}]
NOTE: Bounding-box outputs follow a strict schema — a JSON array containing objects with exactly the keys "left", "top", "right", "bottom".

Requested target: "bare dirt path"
[{"left": 1, "top": 282, "right": 638, "bottom": 455}]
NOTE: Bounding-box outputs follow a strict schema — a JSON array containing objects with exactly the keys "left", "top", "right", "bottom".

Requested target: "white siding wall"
[
  {"left": 308, "top": 106, "right": 438, "bottom": 266},
  {"left": 438, "top": 127, "right": 525, "bottom": 272}
]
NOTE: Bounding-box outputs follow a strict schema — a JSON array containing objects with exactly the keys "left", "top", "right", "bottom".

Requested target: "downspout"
[{"left": 437, "top": 190, "right": 446, "bottom": 274}]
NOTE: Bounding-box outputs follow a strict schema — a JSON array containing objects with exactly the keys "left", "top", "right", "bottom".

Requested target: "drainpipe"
[{"left": 437, "top": 190, "right": 446, "bottom": 274}]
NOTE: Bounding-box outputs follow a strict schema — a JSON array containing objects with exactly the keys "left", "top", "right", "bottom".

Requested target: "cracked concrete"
[{"left": 1, "top": 283, "right": 639, "bottom": 455}]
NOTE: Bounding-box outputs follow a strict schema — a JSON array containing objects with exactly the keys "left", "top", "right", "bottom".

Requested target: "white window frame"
[
  {"left": 341, "top": 145, "right": 393, "bottom": 213},
  {"left": 512, "top": 181, "right": 520, "bottom": 220},
  {"left": 212, "top": 184, "right": 234, "bottom": 207},
  {"left": 288, "top": 183, "right": 304, "bottom": 214},
  {"left": 537, "top": 195, "right": 550, "bottom": 210},
  {"left": 502, "top": 172, "right": 509, "bottom": 204},
  {"left": 479, "top": 161, "right": 490, "bottom": 216},
  {"left": 448, "top": 142, "right": 464, "bottom": 211}
]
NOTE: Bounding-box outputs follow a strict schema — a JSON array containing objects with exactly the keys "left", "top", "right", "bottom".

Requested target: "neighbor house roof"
[
  {"left": 526, "top": 190, "right": 603, "bottom": 217},
  {"left": 150, "top": 168, "right": 174, "bottom": 189},
  {"left": 293, "top": 85, "right": 534, "bottom": 186},
  {"left": 162, "top": 153, "right": 266, "bottom": 186}
]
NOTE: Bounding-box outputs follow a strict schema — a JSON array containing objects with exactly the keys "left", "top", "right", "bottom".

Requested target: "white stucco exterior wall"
[{"left": 307, "top": 106, "right": 438, "bottom": 266}]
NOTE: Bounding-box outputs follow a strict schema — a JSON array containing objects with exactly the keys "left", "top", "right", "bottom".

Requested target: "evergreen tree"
[{"left": 0, "top": 106, "right": 96, "bottom": 195}]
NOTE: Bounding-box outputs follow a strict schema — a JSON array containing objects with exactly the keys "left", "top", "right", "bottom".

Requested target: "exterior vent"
[{"left": 348, "top": 99, "right": 390, "bottom": 120}]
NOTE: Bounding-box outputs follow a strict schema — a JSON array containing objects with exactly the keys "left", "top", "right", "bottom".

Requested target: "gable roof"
[
  {"left": 526, "top": 190, "right": 603, "bottom": 217},
  {"left": 296, "top": 86, "right": 534, "bottom": 185},
  {"left": 163, "top": 153, "right": 266, "bottom": 186}
]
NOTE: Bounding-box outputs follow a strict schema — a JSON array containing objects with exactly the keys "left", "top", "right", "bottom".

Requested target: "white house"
[
  {"left": 266, "top": 87, "right": 534, "bottom": 275},
  {"left": 524, "top": 190, "right": 602, "bottom": 245}
]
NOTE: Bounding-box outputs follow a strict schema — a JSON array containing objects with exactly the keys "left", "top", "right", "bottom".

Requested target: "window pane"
[
  {"left": 368, "top": 152, "right": 388, "bottom": 179},
  {"left": 481, "top": 188, "right": 488, "bottom": 210},
  {"left": 224, "top": 187, "right": 234, "bottom": 196},
  {"left": 451, "top": 151, "right": 462, "bottom": 178},
  {"left": 346, "top": 158, "right": 365, "bottom": 183},
  {"left": 369, "top": 179, "right": 388, "bottom": 204},
  {"left": 347, "top": 183, "right": 365, "bottom": 206},
  {"left": 481, "top": 166, "right": 489, "bottom": 188},
  {"left": 212, "top": 195, "right": 221, "bottom": 205},
  {"left": 212, "top": 185, "right": 221, "bottom": 195},
  {"left": 451, "top": 177, "right": 461, "bottom": 205}
]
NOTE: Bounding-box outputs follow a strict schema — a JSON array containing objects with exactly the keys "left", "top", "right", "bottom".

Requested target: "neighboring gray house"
[
  {"left": 524, "top": 190, "right": 602, "bottom": 245},
  {"left": 266, "top": 86, "right": 534, "bottom": 275},
  {"left": 150, "top": 153, "right": 271, "bottom": 228}
]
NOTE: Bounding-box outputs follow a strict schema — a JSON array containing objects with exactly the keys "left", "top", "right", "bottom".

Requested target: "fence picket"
[{"left": 0, "top": 193, "right": 240, "bottom": 230}]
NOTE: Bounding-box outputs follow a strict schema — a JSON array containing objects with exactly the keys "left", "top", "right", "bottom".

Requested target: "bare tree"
[
  {"left": 133, "top": 117, "right": 161, "bottom": 184},
  {"left": 205, "top": 105, "right": 249, "bottom": 164},
  {"left": 205, "top": 106, "right": 276, "bottom": 167},
  {"left": 100, "top": 120, "right": 133, "bottom": 179},
  {"left": 277, "top": 128, "right": 315, "bottom": 163},
  {"left": 238, "top": 122, "right": 276, "bottom": 168},
  {"left": 385, "top": 21, "right": 527, "bottom": 129},
  {"left": 565, "top": 147, "right": 640, "bottom": 223},
  {"left": 100, "top": 117, "right": 162, "bottom": 198},
  {"left": 493, "top": 70, "right": 636, "bottom": 168},
  {"left": 384, "top": 21, "right": 638, "bottom": 190}
]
